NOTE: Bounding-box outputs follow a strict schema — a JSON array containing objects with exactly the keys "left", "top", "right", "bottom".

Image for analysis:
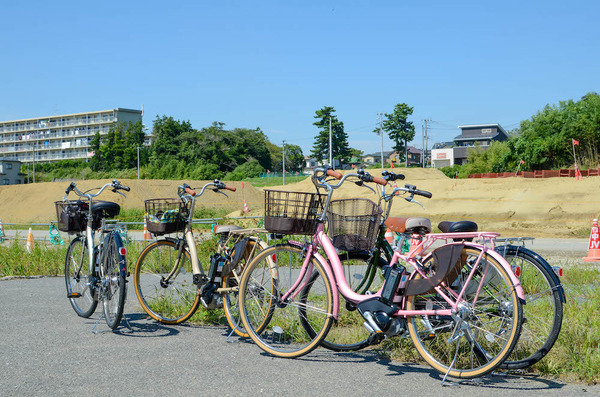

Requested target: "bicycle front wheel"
[
  {"left": 497, "top": 246, "right": 564, "bottom": 369},
  {"left": 133, "top": 239, "right": 201, "bottom": 324},
  {"left": 302, "top": 251, "right": 387, "bottom": 352},
  {"left": 65, "top": 237, "right": 98, "bottom": 318},
  {"left": 101, "top": 234, "right": 127, "bottom": 329},
  {"left": 222, "top": 238, "right": 268, "bottom": 338},
  {"left": 239, "top": 244, "right": 334, "bottom": 358},
  {"left": 406, "top": 246, "right": 523, "bottom": 379}
]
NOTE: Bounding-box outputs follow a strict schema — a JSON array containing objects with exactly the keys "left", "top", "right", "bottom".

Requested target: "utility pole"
[
  {"left": 137, "top": 146, "right": 140, "bottom": 179},
  {"left": 378, "top": 113, "right": 384, "bottom": 169},
  {"left": 423, "top": 119, "right": 431, "bottom": 168},
  {"left": 329, "top": 117, "right": 333, "bottom": 169},
  {"left": 282, "top": 140, "right": 286, "bottom": 185}
]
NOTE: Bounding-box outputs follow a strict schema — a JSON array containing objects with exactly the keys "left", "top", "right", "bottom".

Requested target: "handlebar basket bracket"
[
  {"left": 264, "top": 190, "right": 323, "bottom": 235},
  {"left": 144, "top": 198, "right": 190, "bottom": 235},
  {"left": 55, "top": 201, "right": 89, "bottom": 232},
  {"left": 327, "top": 198, "right": 383, "bottom": 251}
]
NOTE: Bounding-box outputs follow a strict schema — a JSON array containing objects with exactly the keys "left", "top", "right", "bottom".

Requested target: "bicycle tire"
[
  {"left": 406, "top": 246, "right": 523, "bottom": 379},
  {"left": 222, "top": 238, "right": 269, "bottom": 338},
  {"left": 239, "top": 243, "right": 334, "bottom": 358},
  {"left": 133, "top": 239, "right": 201, "bottom": 324},
  {"left": 301, "top": 251, "right": 387, "bottom": 352},
  {"left": 101, "top": 233, "right": 127, "bottom": 329},
  {"left": 497, "top": 245, "right": 564, "bottom": 369},
  {"left": 65, "top": 236, "right": 98, "bottom": 318}
]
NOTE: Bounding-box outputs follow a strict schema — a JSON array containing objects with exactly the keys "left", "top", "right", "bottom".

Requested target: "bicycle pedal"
[
  {"left": 68, "top": 292, "right": 81, "bottom": 298},
  {"left": 367, "top": 331, "right": 385, "bottom": 346}
]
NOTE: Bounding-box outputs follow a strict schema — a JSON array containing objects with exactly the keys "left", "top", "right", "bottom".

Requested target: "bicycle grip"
[
  {"left": 224, "top": 185, "right": 236, "bottom": 192},
  {"left": 65, "top": 182, "right": 76, "bottom": 195},
  {"left": 185, "top": 187, "right": 197, "bottom": 196},
  {"left": 416, "top": 189, "right": 432, "bottom": 198},
  {"left": 327, "top": 169, "right": 343, "bottom": 179},
  {"left": 120, "top": 185, "right": 131, "bottom": 192},
  {"left": 371, "top": 176, "right": 388, "bottom": 186}
]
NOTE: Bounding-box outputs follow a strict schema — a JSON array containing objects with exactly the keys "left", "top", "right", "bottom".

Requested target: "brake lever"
[
  {"left": 404, "top": 196, "right": 425, "bottom": 209},
  {"left": 213, "top": 188, "right": 229, "bottom": 199},
  {"left": 362, "top": 183, "right": 376, "bottom": 195}
]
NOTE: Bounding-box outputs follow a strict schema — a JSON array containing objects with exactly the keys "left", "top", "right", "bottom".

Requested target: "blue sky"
[{"left": 1, "top": 1, "right": 598, "bottom": 156}]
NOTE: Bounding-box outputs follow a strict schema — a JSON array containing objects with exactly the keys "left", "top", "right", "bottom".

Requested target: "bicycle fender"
[
  {"left": 111, "top": 232, "right": 128, "bottom": 277},
  {"left": 497, "top": 244, "right": 566, "bottom": 303}
]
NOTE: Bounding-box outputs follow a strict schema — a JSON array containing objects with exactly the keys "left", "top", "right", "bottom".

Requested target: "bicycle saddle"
[
  {"left": 437, "top": 220, "right": 478, "bottom": 233},
  {"left": 385, "top": 217, "right": 432, "bottom": 235},
  {"left": 214, "top": 225, "right": 244, "bottom": 234},
  {"left": 91, "top": 201, "right": 120, "bottom": 219}
]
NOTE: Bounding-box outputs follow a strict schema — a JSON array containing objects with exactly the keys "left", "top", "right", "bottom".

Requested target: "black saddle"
[
  {"left": 438, "top": 220, "right": 478, "bottom": 241},
  {"left": 91, "top": 201, "right": 120, "bottom": 219}
]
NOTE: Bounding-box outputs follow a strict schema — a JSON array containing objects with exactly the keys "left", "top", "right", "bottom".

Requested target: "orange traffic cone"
[
  {"left": 143, "top": 219, "right": 152, "bottom": 240},
  {"left": 243, "top": 200, "right": 249, "bottom": 213},
  {"left": 584, "top": 219, "right": 600, "bottom": 262},
  {"left": 26, "top": 227, "right": 33, "bottom": 253},
  {"left": 409, "top": 233, "right": 423, "bottom": 256},
  {"left": 384, "top": 228, "right": 394, "bottom": 244}
]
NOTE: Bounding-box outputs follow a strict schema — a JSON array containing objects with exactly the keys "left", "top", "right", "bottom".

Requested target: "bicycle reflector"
[
  {"left": 271, "top": 254, "right": 278, "bottom": 263},
  {"left": 552, "top": 266, "right": 563, "bottom": 277},
  {"left": 119, "top": 247, "right": 127, "bottom": 256},
  {"left": 511, "top": 265, "right": 521, "bottom": 277}
]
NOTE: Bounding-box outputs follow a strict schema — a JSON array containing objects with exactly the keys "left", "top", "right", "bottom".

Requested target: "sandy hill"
[
  {"left": 0, "top": 169, "right": 598, "bottom": 238},
  {"left": 0, "top": 179, "right": 264, "bottom": 224},
  {"left": 263, "top": 168, "right": 599, "bottom": 238}
]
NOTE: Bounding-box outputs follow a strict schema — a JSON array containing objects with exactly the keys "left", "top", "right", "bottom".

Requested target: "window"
[
  {"left": 6, "top": 163, "right": 12, "bottom": 169},
  {"left": 481, "top": 128, "right": 492, "bottom": 134},
  {"left": 2, "top": 179, "right": 9, "bottom": 185}
]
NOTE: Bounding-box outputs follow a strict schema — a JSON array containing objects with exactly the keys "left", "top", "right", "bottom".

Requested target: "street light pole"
[
  {"left": 329, "top": 117, "right": 333, "bottom": 169},
  {"left": 282, "top": 140, "right": 286, "bottom": 186},
  {"left": 137, "top": 146, "right": 140, "bottom": 179}
]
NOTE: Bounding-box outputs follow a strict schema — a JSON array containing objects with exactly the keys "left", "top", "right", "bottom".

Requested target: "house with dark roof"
[{"left": 431, "top": 124, "right": 508, "bottom": 167}]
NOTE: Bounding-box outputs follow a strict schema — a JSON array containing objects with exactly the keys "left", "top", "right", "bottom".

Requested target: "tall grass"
[{"left": 2, "top": 240, "right": 599, "bottom": 383}]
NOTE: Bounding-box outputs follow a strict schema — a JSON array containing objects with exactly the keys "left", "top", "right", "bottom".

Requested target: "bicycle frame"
[{"left": 280, "top": 169, "right": 525, "bottom": 323}]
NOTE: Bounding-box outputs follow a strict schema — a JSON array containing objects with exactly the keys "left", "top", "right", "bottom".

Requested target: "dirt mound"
[
  {"left": 259, "top": 168, "right": 599, "bottom": 238},
  {"left": 0, "top": 179, "right": 264, "bottom": 224},
  {"left": 0, "top": 169, "right": 598, "bottom": 238}
]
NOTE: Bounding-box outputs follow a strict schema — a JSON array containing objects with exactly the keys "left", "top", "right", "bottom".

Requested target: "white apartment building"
[{"left": 0, "top": 108, "right": 142, "bottom": 164}]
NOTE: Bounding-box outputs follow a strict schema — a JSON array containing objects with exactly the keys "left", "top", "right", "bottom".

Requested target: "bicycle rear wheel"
[
  {"left": 133, "top": 239, "right": 201, "bottom": 324},
  {"left": 101, "top": 234, "right": 127, "bottom": 329},
  {"left": 239, "top": 243, "right": 334, "bottom": 358},
  {"left": 406, "top": 246, "right": 523, "bottom": 379},
  {"left": 65, "top": 236, "right": 98, "bottom": 318},
  {"left": 301, "top": 251, "right": 387, "bottom": 352},
  {"left": 497, "top": 246, "right": 564, "bottom": 369},
  {"left": 222, "top": 238, "right": 268, "bottom": 338}
]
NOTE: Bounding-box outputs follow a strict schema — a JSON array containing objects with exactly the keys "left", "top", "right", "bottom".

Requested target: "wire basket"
[
  {"left": 264, "top": 190, "right": 323, "bottom": 235},
  {"left": 144, "top": 198, "right": 190, "bottom": 235},
  {"left": 327, "top": 198, "right": 383, "bottom": 251},
  {"left": 55, "top": 201, "right": 89, "bottom": 232}
]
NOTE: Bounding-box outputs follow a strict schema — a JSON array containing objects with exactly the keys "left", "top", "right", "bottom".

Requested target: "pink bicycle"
[{"left": 238, "top": 167, "right": 525, "bottom": 379}]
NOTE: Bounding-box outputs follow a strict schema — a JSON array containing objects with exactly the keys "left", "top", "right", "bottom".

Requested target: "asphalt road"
[{"left": 1, "top": 277, "right": 598, "bottom": 397}]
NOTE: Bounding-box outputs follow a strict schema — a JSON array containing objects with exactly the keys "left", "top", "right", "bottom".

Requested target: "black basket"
[
  {"left": 264, "top": 190, "right": 323, "bottom": 235},
  {"left": 326, "top": 198, "right": 383, "bottom": 251},
  {"left": 55, "top": 201, "right": 88, "bottom": 232},
  {"left": 144, "top": 198, "right": 190, "bottom": 235}
]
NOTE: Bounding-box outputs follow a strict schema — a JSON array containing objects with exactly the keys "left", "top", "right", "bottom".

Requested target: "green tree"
[
  {"left": 151, "top": 115, "right": 193, "bottom": 161},
  {"left": 378, "top": 103, "right": 416, "bottom": 162},
  {"left": 513, "top": 93, "right": 600, "bottom": 170},
  {"left": 310, "top": 106, "right": 351, "bottom": 167}
]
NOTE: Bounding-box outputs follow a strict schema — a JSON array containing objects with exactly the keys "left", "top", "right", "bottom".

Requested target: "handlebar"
[
  {"left": 179, "top": 180, "right": 236, "bottom": 199},
  {"left": 63, "top": 180, "right": 130, "bottom": 201}
]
